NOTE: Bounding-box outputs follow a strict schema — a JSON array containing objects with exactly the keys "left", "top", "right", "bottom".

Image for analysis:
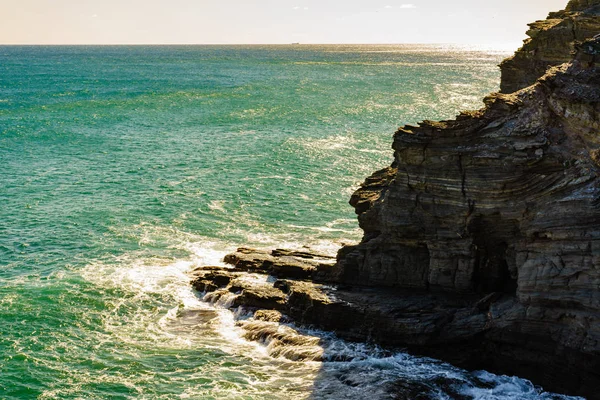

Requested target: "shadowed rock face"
[
  {"left": 568, "top": 0, "right": 600, "bottom": 12},
  {"left": 499, "top": 0, "right": 600, "bottom": 93},
  {"left": 335, "top": 35, "right": 600, "bottom": 397}
]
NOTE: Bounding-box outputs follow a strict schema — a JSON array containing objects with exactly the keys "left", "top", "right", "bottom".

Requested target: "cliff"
[
  {"left": 500, "top": 0, "right": 600, "bottom": 93},
  {"left": 335, "top": 26, "right": 600, "bottom": 400},
  {"left": 190, "top": 2, "right": 600, "bottom": 398}
]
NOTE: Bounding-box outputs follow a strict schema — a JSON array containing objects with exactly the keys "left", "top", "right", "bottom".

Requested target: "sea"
[{"left": 0, "top": 45, "right": 583, "bottom": 399}]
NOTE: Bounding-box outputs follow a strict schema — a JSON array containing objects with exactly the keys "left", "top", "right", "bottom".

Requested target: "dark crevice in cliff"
[
  {"left": 468, "top": 214, "right": 518, "bottom": 294},
  {"left": 458, "top": 155, "right": 467, "bottom": 198}
]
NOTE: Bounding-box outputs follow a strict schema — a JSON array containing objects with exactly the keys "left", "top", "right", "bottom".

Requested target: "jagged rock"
[
  {"left": 237, "top": 317, "right": 324, "bottom": 361},
  {"left": 222, "top": 247, "right": 335, "bottom": 280},
  {"left": 500, "top": 0, "right": 600, "bottom": 93},
  {"left": 190, "top": 268, "right": 240, "bottom": 293},
  {"left": 191, "top": 264, "right": 496, "bottom": 348},
  {"left": 253, "top": 309, "right": 285, "bottom": 322},
  {"left": 231, "top": 280, "right": 288, "bottom": 311}
]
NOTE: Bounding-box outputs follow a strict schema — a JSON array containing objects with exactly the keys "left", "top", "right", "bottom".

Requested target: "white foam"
[{"left": 207, "top": 200, "right": 226, "bottom": 212}]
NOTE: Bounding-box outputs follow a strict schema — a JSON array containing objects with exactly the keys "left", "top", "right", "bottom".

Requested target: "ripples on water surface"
[{"left": 0, "top": 45, "right": 582, "bottom": 399}]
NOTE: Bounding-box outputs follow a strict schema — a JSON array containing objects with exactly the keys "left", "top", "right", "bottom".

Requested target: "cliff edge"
[{"left": 500, "top": 0, "right": 600, "bottom": 93}]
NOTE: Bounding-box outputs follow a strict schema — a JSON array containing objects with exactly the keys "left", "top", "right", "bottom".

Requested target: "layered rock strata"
[
  {"left": 190, "top": 3, "right": 600, "bottom": 398},
  {"left": 500, "top": 0, "right": 600, "bottom": 93},
  {"left": 334, "top": 36, "right": 600, "bottom": 397},
  {"left": 193, "top": 249, "right": 493, "bottom": 348}
]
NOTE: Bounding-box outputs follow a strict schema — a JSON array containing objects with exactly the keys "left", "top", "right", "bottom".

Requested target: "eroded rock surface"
[
  {"left": 191, "top": 249, "right": 494, "bottom": 359},
  {"left": 500, "top": 0, "right": 600, "bottom": 93},
  {"left": 222, "top": 247, "right": 335, "bottom": 280}
]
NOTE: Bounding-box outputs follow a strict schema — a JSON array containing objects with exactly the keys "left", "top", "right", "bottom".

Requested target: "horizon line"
[{"left": 0, "top": 42, "right": 519, "bottom": 49}]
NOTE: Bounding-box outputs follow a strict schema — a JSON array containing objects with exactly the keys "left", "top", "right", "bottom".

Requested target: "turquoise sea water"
[{"left": 0, "top": 45, "right": 581, "bottom": 399}]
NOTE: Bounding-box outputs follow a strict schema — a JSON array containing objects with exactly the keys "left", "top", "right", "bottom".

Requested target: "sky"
[{"left": 0, "top": 0, "right": 569, "bottom": 47}]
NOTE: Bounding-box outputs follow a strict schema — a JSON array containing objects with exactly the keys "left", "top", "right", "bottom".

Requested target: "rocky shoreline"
[{"left": 190, "top": 2, "right": 600, "bottom": 398}]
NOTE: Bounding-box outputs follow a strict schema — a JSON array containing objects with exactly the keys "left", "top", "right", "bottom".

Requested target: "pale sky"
[{"left": 0, "top": 0, "right": 569, "bottom": 47}]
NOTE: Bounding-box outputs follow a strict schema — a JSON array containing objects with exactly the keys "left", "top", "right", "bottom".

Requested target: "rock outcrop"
[
  {"left": 335, "top": 34, "right": 600, "bottom": 397},
  {"left": 190, "top": 3, "right": 600, "bottom": 398},
  {"left": 500, "top": 0, "right": 600, "bottom": 93}
]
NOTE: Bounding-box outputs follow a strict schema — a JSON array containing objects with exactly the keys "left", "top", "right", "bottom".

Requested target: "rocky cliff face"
[
  {"left": 190, "top": 3, "right": 600, "bottom": 398},
  {"left": 335, "top": 30, "right": 600, "bottom": 398},
  {"left": 499, "top": 0, "right": 600, "bottom": 93}
]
